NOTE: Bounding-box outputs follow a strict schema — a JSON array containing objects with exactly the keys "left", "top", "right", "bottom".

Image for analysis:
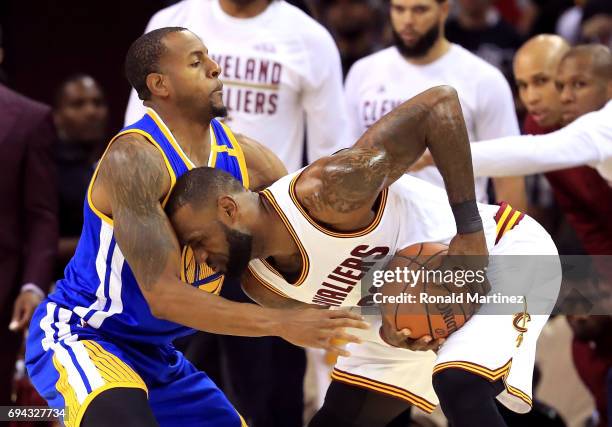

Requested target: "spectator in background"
[
  {"left": 53, "top": 74, "right": 108, "bottom": 276},
  {"left": 313, "top": 0, "right": 386, "bottom": 76},
  {"left": 566, "top": 315, "right": 612, "bottom": 427},
  {"left": 0, "top": 26, "right": 58, "bottom": 405},
  {"left": 124, "top": 1, "right": 351, "bottom": 426},
  {"left": 345, "top": 0, "right": 527, "bottom": 210},
  {"left": 445, "top": 0, "right": 523, "bottom": 83},
  {"left": 581, "top": 0, "right": 612, "bottom": 47},
  {"left": 512, "top": 34, "right": 589, "bottom": 255}
]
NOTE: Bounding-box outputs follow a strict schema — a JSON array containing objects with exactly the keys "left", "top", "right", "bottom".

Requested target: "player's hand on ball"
[
  {"left": 277, "top": 308, "right": 368, "bottom": 356},
  {"left": 445, "top": 231, "right": 491, "bottom": 295},
  {"left": 380, "top": 323, "right": 445, "bottom": 352}
]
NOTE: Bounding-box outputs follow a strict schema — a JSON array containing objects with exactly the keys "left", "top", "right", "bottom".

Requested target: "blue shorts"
[{"left": 25, "top": 300, "right": 246, "bottom": 427}]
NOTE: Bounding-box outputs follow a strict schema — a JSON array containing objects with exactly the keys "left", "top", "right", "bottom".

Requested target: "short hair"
[
  {"left": 166, "top": 167, "right": 246, "bottom": 217},
  {"left": 562, "top": 44, "right": 612, "bottom": 81},
  {"left": 53, "top": 73, "right": 101, "bottom": 107},
  {"left": 124, "top": 27, "right": 188, "bottom": 101}
]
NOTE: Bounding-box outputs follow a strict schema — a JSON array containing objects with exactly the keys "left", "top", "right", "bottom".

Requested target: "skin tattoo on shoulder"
[{"left": 99, "top": 137, "right": 180, "bottom": 290}]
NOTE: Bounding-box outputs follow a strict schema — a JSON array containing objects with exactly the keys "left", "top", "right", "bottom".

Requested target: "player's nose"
[{"left": 208, "top": 58, "right": 221, "bottom": 79}]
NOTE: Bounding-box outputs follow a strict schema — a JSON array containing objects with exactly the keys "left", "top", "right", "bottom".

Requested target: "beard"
[
  {"left": 220, "top": 222, "right": 253, "bottom": 281},
  {"left": 392, "top": 23, "right": 440, "bottom": 59},
  {"left": 211, "top": 103, "right": 228, "bottom": 119}
]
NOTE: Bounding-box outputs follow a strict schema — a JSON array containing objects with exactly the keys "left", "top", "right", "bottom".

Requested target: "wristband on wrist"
[
  {"left": 21, "top": 283, "right": 45, "bottom": 299},
  {"left": 451, "top": 200, "right": 483, "bottom": 234}
]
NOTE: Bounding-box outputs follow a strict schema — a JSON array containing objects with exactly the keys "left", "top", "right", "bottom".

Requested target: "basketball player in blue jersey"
[{"left": 25, "top": 27, "right": 368, "bottom": 427}]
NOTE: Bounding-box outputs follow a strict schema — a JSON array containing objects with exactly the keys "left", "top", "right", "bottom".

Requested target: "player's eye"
[
  {"left": 191, "top": 61, "right": 201, "bottom": 68},
  {"left": 573, "top": 81, "right": 586, "bottom": 89},
  {"left": 534, "top": 77, "right": 548, "bottom": 86}
]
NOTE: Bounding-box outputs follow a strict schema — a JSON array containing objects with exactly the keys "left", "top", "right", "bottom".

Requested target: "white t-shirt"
[
  {"left": 471, "top": 100, "right": 612, "bottom": 186},
  {"left": 344, "top": 44, "right": 519, "bottom": 202},
  {"left": 125, "top": 0, "right": 351, "bottom": 172}
]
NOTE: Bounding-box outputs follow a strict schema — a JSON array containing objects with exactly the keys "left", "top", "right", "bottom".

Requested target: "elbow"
[{"left": 428, "top": 85, "right": 459, "bottom": 108}]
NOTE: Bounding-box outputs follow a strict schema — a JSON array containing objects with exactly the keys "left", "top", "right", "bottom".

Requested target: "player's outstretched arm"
[
  {"left": 97, "top": 136, "right": 366, "bottom": 354},
  {"left": 300, "top": 86, "right": 478, "bottom": 215}
]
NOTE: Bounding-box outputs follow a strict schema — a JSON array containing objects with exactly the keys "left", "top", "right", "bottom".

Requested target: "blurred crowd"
[{"left": 0, "top": 0, "right": 611, "bottom": 426}]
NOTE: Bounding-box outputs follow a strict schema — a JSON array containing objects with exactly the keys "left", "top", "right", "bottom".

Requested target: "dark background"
[{"left": 0, "top": 0, "right": 175, "bottom": 132}]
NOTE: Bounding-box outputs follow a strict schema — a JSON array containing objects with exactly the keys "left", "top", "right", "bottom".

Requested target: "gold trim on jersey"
[
  {"left": 219, "top": 121, "right": 250, "bottom": 190},
  {"left": 52, "top": 341, "right": 148, "bottom": 427},
  {"left": 86, "top": 129, "right": 178, "bottom": 225},
  {"left": 180, "top": 246, "right": 224, "bottom": 294},
  {"left": 146, "top": 108, "right": 196, "bottom": 169},
  {"left": 288, "top": 172, "right": 389, "bottom": 238},
  {"left": 494, "top": 202, "right": 525, "bottom": 244},
  {"left": 433, "top": 359, "right": 512, "bottom": 381},
  {"left": 331, "top": 368, "right": 436, "bottom": 414},
  {"left": 247, "top": 264, "right": 292, "bottom": 298},
  {"left": 503, "top": 380, "right": 533, "bottom": 407},
  {"left": 259, "top": 189, "right": 310, "bottom": 286}
]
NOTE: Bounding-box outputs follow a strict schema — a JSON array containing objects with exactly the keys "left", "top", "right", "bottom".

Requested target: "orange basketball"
[{"left": 379, "top": 242, "right": 477, "bottom": 339}]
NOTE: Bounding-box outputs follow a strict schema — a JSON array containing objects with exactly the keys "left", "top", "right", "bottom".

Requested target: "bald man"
[{"left": 514, "top": 35, "right": 569, "bottom": 131}]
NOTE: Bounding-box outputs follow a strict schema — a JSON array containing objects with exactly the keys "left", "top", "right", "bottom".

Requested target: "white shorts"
[{"left": 334, "top": 213, "right": 561, "bottom": 414}]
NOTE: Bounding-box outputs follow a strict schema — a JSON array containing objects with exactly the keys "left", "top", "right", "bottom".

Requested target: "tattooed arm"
[
  {"left": 96, "top": 134, "right": 366, "bottom": 353},
  {"left": 297, "top": 86, "right": 480, "bottom": 228}
]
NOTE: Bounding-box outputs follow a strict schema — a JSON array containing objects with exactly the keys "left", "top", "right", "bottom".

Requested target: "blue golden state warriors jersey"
[{"left": 48, "top": 108, "right": 249, "bottom": 345}]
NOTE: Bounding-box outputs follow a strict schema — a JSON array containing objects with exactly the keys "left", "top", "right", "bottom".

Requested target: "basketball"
[{"left": 379, "top": 242, "right": 477, "bottom": 340}]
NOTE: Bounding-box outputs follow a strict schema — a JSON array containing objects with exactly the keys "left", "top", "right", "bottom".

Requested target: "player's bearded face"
[
  {"left": 392, "top": 18, "right": 440, "bottom": 58},
  {"left": 219, "top": 221, "right": 253, "bottom": 280}
]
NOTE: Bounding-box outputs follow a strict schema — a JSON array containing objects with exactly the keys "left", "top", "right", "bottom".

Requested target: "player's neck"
[
  {"left": 146, "top": 102, "right": 212, "bottom": 165},
  {"left": 404, "top": 38, "right": 451, "bottom": 66},
  {"left": 219, "top": 0, "right": 270, "bottom": 18},
  {"left": 251, "top": 193, "right": 300, "bottom": 259}
]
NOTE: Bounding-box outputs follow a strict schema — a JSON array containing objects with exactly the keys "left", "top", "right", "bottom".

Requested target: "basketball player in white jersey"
[
  {"left": 125, "top": 0, "right": 350, "bottom": 172},
  {"left": 166, "top": 86, "right": 561, "bottom": 426},
  {"left": 344, "top": 0, "right": 527, "bottom": 210}
]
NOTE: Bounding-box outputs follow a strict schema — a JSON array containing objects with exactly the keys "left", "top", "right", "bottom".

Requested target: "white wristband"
[{"left": 21, "top": 283, "right": 46, "bottom": 299}]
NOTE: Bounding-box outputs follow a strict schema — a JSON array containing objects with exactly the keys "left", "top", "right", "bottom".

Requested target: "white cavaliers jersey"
[{"left": 249, "top": 171, "right": 502, "bottom": 307}]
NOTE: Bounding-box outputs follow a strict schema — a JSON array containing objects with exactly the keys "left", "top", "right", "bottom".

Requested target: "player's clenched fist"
[{"left": 276, "top": 308, "right": 368, "bottom": 356}]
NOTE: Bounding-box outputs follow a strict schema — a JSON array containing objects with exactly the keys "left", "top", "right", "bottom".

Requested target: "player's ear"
[
  {"left": 217, "top": 195, "right": 238, "bottom": 223},
  {"left": 146, "top": 72, "right": 169, "bottom": 98},
  {"left": 439, "top": 0, "right": 450, "bottom": 22}
]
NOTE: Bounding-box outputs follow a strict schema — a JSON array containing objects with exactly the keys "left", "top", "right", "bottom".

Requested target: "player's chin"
[{"left": 211, "top": 100, "right": 228, "bottom": 119}]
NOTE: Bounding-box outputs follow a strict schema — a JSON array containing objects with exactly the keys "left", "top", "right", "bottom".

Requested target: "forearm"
[
  {"left": 242, "top": 277, "right": 319, "bottom": 309},
  {"left": 150, "top": 281, "right": 284, "bottom": 336},
  {"left": 471, "top": 133, "right": 602, "bottom": 177}
]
